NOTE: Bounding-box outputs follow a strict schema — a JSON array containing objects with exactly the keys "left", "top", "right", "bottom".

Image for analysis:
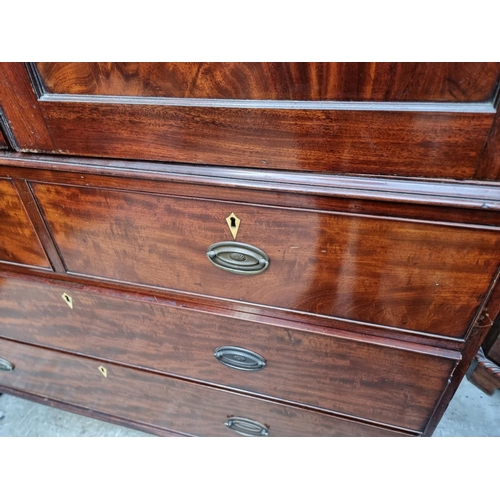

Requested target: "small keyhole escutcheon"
[
  {"left": 62, "top": 293, "right": 73, "bottom": 309},
  {"left": 226, "top": 213, "right": 241, "bottom": 239}
]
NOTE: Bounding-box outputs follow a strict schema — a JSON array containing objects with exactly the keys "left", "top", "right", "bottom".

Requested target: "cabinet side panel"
[{"left": 0, "top": 178, "right": 50, "bottom": 268}]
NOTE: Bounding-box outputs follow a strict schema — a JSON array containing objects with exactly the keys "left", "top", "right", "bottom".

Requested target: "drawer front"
[
  {"left": 33, "top": 182, "right": 500, "bottom": 338},
  {"left": 0, "top": 274, "right": 459, "bottom": 431},
  {"left": 0, "top": 338, "right": 410, "bottom": 437},
  {"left": 0, "top": 179, "right": 50, "bottom": 269}
]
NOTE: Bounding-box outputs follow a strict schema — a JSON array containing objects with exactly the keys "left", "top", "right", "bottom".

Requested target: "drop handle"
[
  {"left": 225, "top": 417, "right": 270, "bottom": 437},
  {"left": 0, "top": 357, "right": 14, "bottom": 372},
  {"left": 214, "top": 346, "right": 266, "bottom": 371},
  {"left": 207, "top": 241, "right": 270, "bottom": 275}
]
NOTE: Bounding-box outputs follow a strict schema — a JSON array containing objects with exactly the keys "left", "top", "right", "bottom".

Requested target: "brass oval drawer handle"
[
  {"left": 0, "top": 357, "right": 14, "bottom": 372},
  {"left": 207, "top": 241, "right": 269, "bottom": 275},
  {"left": 225, "top": 416, "right": 269, "bottom": 437},
  {"left": 214, "top": 346, "right": 267, "bottom": 371}
]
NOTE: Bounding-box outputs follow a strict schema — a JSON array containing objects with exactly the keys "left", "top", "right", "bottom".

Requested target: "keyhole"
[
  {"left": 226, "top": 213, "right": 240, "bottom": 239},
  {"left": 61, "top": 293, "right": 73, "bottom": 309}
]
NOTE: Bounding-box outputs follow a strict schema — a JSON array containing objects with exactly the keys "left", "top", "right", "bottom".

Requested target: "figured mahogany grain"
[
  {"left": 0, "top": 179, "right": 49, "bottom": 268},
  {"left": 475, "top": 106, "right": 500, "bottom": 180},
  {"left": 10, "top": 178, "right": 65, "bottom": 273},
  {"left": 0, "top": 63, "right": 53, "bottom": 151},
  {"left": 422, "top": 265, "right": 500, "bottom": 435},
  {"left": 0, "top": 274, "right": 459, "bottom": 430},
  {"left": 36, "top": 63, "right": 500, "bottom": 102},
  {"left": 0, "top": 338, "right": 410, "bottom": 436},
  {"left": 0, "top": 64, "right": 495, "bottom": 177},
  {"left": 32, "top": 182, "right": 500, "bottom": 338},
  {"left": 36, "top": 100, "right": 493, "bottom": 178}
]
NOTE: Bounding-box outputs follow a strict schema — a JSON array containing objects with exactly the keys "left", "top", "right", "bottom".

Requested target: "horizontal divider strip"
[
  {"left": 3, "top": 152, "right": 500, "bottom": 211},
  {"left": 39, "top": 93, "right": 496, "bottom": 114}
]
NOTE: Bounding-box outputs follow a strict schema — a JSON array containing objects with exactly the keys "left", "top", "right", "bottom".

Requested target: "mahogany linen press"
[{"left": 0, "top": 63, "right": 499, "bottom": 436}]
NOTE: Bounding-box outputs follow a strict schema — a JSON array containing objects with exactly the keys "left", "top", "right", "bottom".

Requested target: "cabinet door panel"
[
  {"left": 0, "top": 63, "right": 498, "bottom": 178},
  {"left": 36, "top": 62, "right": 500, "bottom": 102}
]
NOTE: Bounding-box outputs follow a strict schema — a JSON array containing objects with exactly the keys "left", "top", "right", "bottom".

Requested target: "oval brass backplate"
[
  {"left": 207, "top": 241, "right": 269, "bottom": 275},
  {"left": 225, "top": 416, "right": 269, "bottom": 437},
  {"left": 214, "top": 346, "right": 267, "bottom": 371},
  {"left": 0, "top": 357, "right": 14, "bottom": 372}
]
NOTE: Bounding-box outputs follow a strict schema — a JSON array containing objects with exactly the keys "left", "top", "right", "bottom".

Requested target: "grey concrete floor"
[{"left": 0, "top": 378, "right": 498, "bottom": 436}]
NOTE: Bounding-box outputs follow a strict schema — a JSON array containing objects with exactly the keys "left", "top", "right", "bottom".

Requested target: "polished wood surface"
[
  {"left": 0, "top": 273, "right": 459, "bottom": 430},
  {"left": 0, "top": 128, "right": 7, "bottom": 149},
  {"left": 0, "top": 385, "right": 182, "bottom": 436},
  {"left": 0, "top": 63, "right": 53, "bottom": 151},
  {"left": 4, "top": 152, "right": 500, "bottom": 226},
  {"left": 10, "top": 178, "right": 65, "bottom": 273},
  {"left": 421, "top": 261, "right": 500, "bottom": 435},
  {"left": 34, "top": 100, "right": 494, "bottom": 178},
  {"left": 0, "top": 63, "right": 496, "bottom": 178},
  {"left": 32, "top": 181, "right": 500, "bottom": 338},
  {"left": 36, "top": 63, "right": 500, "bottom": 102},
  {"left": 0, "top": 338, "right": 410, "bottom": 436},
  {"left": 1, "top": 63, "right": 500, "bottom": 437},
  {"left": 465, "top": 318, "right": 500, "bottom": 395},
  {"left": 466, "top": 348, "right": 500, "bottom": 395},
  {"left": 475, "top": 105, "right": 500, "bottom": 180},
  {"left": 0, "top": 179, "right": 50, "bottom": 268}
]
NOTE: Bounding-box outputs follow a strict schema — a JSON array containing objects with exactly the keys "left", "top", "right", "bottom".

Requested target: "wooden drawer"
[
  {"left": 0, "top": 179, "right": 50, "bottom": 269},
  {"left": 0, "top": 273, "right": 460, "bottom": 431},
  {"left": 32, "top": 181, "right": 500, "bottom": 338},
  {"left": 0, "top": 338, "right": 410, "bottom": 437}
]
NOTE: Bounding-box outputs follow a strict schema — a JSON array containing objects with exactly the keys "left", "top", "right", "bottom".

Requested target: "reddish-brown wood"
[
  {"left": 475, "top": 103, "right": 500, "bottom": 180},
  {"left": 32, "top": 181, "right": 500, "bottom": 338},
  {"left": 0, "top": 63, "right": 53, "bottom": 151},
  {"left": 36, "top": 63, "right": 500, "bottom": 102},
  {"left": 0, "top": 263, "right": 464, "bottom": 352},
  {"left": 0, "top": 64, "right": 497, "bottom": 178},
  {"left": 10, "top": 178, "right": 65, "bottom": 273},
  {"left": 422, "top": 264, "right": 500, "bottom": 435},
  {"left": 0, "top": 386, "right": 177, "bottom": 436},
  {"left": 0, "top": 178, "right": 50, "bottom": 269},
  {"left": 0, "top": 272, "right": 459, "bottom": 431},
  {"left": 0, "top": 128, "right": 7, "bottom": 149},
  {"left": 35, "top": 100, "right": 495, "bottom": 178},
  {"left": 466, "top": 348, "right": 500, "bottom": 395},
  {"left": 463, "top": 317, "right": 500, "bottom": 395},
  {"left": 0, "top": 338, "right": 411, "bottom": 437},
  {"left": 1, "top": 63, "right": 499, "bottom": 437},
  {"left": 4, "top": 153, "right": 500, "bottom": 227}
]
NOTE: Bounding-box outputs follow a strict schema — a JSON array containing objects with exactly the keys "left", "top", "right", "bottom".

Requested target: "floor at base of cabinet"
[{"left": 0, "top": 378, "right": 498, "bottom": 437}]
